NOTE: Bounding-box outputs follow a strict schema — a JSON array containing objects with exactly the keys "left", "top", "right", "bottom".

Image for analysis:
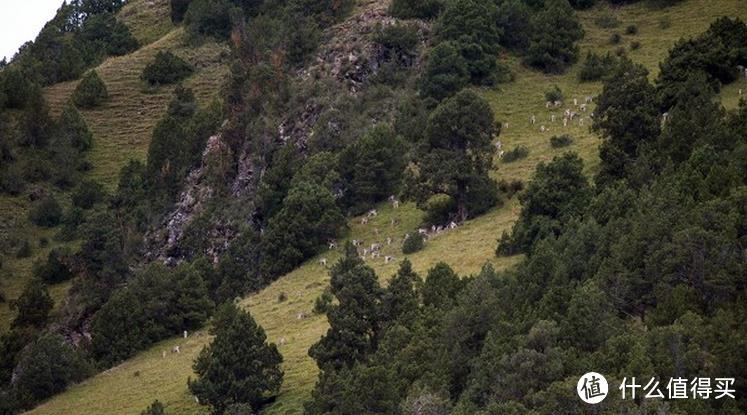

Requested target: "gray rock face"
[
  {"left": 147, "top": 134, "right": 226, "bottom": 263},
  {"left": 147, "top": 0, "right": 425, "bottom": 264}
]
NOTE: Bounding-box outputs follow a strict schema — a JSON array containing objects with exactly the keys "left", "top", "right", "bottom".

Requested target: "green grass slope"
[
  {"left": 23, "top": 0, "right": 747, "bottom": 414},
  {"left": 0, "top": 0, "right": 228, "bottom": 331}
]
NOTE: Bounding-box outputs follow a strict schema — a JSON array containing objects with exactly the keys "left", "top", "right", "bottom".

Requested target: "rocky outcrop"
[
  {"left": 147, "top": 133, "right": 229, "bottom": 263},
  {"left": 149, "top": 0, "right": 427, "bottom": 263}
]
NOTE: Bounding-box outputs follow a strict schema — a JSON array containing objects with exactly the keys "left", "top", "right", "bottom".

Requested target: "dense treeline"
[
  {"left": 303, "top": 18, "right": 747, "bottom": 415},
  {"left": 9, "top": 0, "right": 136, "bottom": 86}
]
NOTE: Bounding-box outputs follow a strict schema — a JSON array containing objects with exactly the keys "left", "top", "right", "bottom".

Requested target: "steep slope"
[
  {"left": 43, "top": 28, "right": 229, "bottom": 188},
  {"left": 22, "top": 0, "right": 747, "bottom": 414},
  {"left": 0, "top": 0, "right": 229, "bottom": 332}
]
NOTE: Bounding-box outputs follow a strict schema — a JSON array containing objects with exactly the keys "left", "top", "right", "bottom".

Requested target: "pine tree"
[
  {"left": 11, "top": 333, "right": 92, "bottom": 410},
  {"left": 189, "top": 303, "right": 283, "bottom": 414},
  {"left": 499, "top": 153, "right": 590, "bottom": 253},
  {"left": 173, "top": 265, "right": 214, "bottom": 329},
  {"left": 339, "top": 125, "right": 405, "bottom": 211},
  {"left": 57, "top": 101, "right": 93, "bottom": 151},
  {"left": 420, "top": 41, "right": 469, "bottom": 101},
  {"left": 421, "top": 262, "right": 462, "bottom": 310},
  {"left": 309, "top": 244, "right": 384, "bottom": 370},
  {"left": 260, "top": 181, "right": 344, "bottom": 278},
  {"left": 525, "top": 0, "right": 584, "bottom": 73},
  {"left": 90, "top": 289, "right": 148, "bottom": 366},
  {"left": 592, "top": 58, "right": 660, "bottom": 186},
  {"left": 435, "top": 0, "right": 502, "bottom": 84},
  {"left": 657, "top": 73, "right": 727, "bottom": 163},
  {"left": 382, "top": 259, "right": 421, "bottom": 324},
  {"left": 413, "top": 89, "right": 496, "bottom": 222},
  {"left": 72, "top": 71, "right": 109, "bottom": 109}
]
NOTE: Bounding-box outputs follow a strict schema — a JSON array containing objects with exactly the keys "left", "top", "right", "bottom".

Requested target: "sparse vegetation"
[{"left": 594, "top": 13, "right": 620, "bottom": 28}]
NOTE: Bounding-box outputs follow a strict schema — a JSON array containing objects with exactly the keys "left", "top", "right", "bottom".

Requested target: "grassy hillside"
[
  {"left": 0, "top": 0, "right": 228, "bottom": 332},
  {"left": 43, "top": 28, "right": 229, "bottom": 189},
  {"left": 21, "top": 0, "right": 747, "bottom": 414}
]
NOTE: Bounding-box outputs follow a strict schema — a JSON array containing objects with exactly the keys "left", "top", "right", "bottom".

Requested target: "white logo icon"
[{"left": 577, "top": 372, "right": 608, "bottom": 404}]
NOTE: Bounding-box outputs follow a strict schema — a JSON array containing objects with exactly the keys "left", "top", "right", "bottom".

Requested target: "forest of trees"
[{"left": 0, "top": 0, "right": 745, "bottom": 414}]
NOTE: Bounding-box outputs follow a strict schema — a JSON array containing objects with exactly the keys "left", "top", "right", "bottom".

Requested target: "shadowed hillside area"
[{"left": 1, "top": 0, "right": 746, "bottom": 414}]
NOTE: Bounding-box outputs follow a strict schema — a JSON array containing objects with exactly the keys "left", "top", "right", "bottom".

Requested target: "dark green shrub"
[
  {"left": 57, "top": 206, "right": 86, "bottom": 241},
  {"left": 389, "top": 0, "right": 442, "bottom": 19},
  {"left": 72, "top": 180, "right": 107, "bottom": 209},
  {"left": 260, "top": 182, "right": 345, "bottom": 278},
  {"left": 544, "top": 85, "right": 563, "bottom": 103},
  {"left": 80, "top": 12, "right": 139, "bottom": 56},
  {"left": 141, "top": 400, "right": 167, "bottom": 415},
  {"left": 188, "top": 303, "right": 283, "bottom": 413},
  {"left": 184, "top": 0, "right": 234, "bottom": 40},
  {"left": 525, "top": 0, "right": 585, "bottom": 74},
  {"left": 0, "top": 166, "right": 25, "bottom": 196},
  {"left": 615, "top": 46, "right": 627, "bottom": 56},
  {"left": 33, "top": 249, "right": 74, "bottom": 284},
  {"left": 497, "top": 179, "right": 524, "bottom": 198},
  {"left": 420, "top": 41, "right": 469, "bottom": 101},
  {"left": 402, "top": 232, "right": 425, "bottom": 254},
  {"left": 374, "top": 23, "right": 419, "bottom": 64},
  {"left": 278, "top": 292, "right": 287, "bottom": 303},
  {"left": 314, "top": 289, "right": 333, "bottom": 314},
  {"left": 28, "top": 196, "right": 63, "bottom": 227},
  {"left": 578, "top": 51, "right": 617, "bottom": 82},
  {"left": 72, "top": 71, "right": 109, "bottom": 109},
  {"left": 11, "top": 333, "right": 93, "bottom": 410},
  {"left": 609, "top": 32, "right": 622, "bottom": 44},
  {"left": 625, "top": 24, "right": 638, "bottom": 35},
  {"left": 171, "top": 0, "right": 192, "bottom": 22},
  {"left": 16, "top": 240, "right": 33, "bottom": 258},
  {"left": 91, "top": 263, "right": 213, "bottom": 366},
  {"left": 550, "top": 134, "right": 574, "bottom": 148},
  {"left": 630, "top": 41, "right": 641, "bottom": 50},
  {"left": 501, "top": 145, "right": 529, "bottom": 163},
  {"left": 141, "top": 51, "right": 194, "bottom": 85},
  {"left": 657, "top": 17, "right": 747, "bottom": 109},
  {"left": 436, "top": 0, "right": 502, "bottom": 85},
  {"left": 496, "top": 0, "right": 531, "bottom": 51},
  {"left": 57, "top": 102, "right": 94, "bottom": 151}
]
